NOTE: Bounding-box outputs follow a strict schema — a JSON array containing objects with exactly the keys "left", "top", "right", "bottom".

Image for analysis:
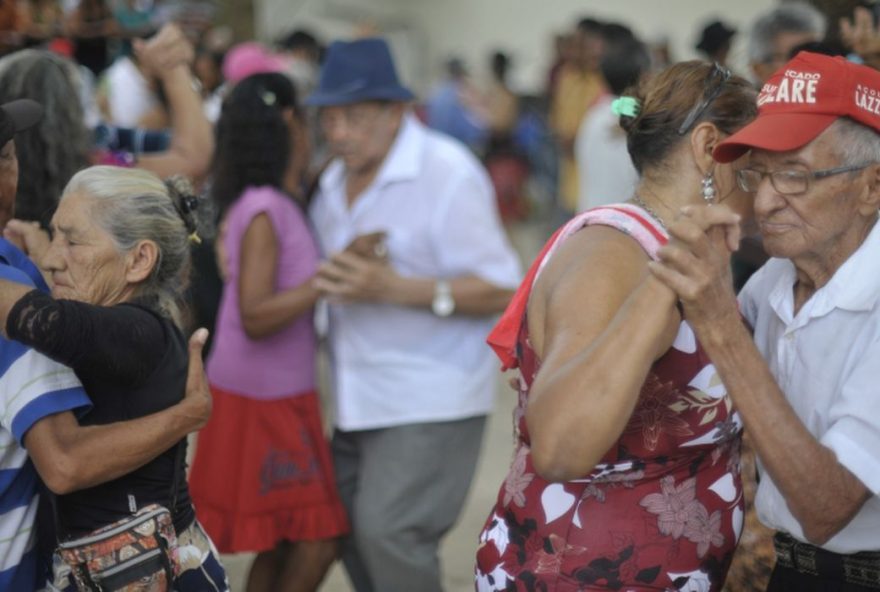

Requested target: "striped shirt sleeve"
[{"left": 0, "top": 265, "right": 90, "bottom": 445}]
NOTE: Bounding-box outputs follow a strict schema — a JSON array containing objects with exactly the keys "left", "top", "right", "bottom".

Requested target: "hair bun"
[{"left": 164, "top": 175, "right": 199, "bottom": 234}]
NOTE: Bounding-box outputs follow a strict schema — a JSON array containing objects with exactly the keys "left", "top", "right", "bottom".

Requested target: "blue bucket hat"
[{"left": 306, "top": 38, "right": 414, "bottom": 106}]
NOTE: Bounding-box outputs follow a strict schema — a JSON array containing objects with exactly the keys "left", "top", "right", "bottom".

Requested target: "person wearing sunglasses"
[
  {"left": 477, "top": 61, "right": 759, "bottom": 591},
  {"left": 651, "top": 51, "right": 880, "bottom": 591}
]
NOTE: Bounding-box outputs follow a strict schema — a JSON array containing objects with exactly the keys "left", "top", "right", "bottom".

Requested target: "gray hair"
[
  {"left": 830, "top": 118, "right": 880, "bottom": 167},
  {"left": 62, "top": 166, "right": 198, "bottom": 327},
  {"left": 0, "top": 50, "right": 91, "bottom": 225},
  {"left": 748, "top": 2, "right": 826, "bottom": 64}
]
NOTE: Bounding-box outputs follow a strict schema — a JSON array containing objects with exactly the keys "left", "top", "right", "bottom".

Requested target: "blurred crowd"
[{"left": 0, "top": 1, "right": 880, "bottom": 592}]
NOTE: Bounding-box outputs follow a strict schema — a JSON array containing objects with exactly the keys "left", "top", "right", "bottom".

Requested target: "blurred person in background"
[
  {"left": 695, "top": 19, "right": 737, "bottom": 67},
  {"left": 188, "top": 72, "right": 348, "bottom": 592},
  {"left": 277, "top": 28, "right": 322, "bottom": 98},
  {"left": 575, "top": 30, "right": 649, "bottom": 211},
  {"left": 0, "top": 23, "right": 213, "bottom": 226},
  {"left": 425, "top": 56, "right": 486, "bottom": 152},
  {"left": 63, "top": 0, "right": 116, "bottom": 76},
  {"left": 550, "top": 17, "right": 606, "bottom": 214},
  {"left": 308, "top": 37, "right": 520, "bottom": 592},
  {"left": 748, "top": 2, "right": 827, "bottom": 84},
  {"left": 481, "top": 50, "right": 529, "bottom": 223}
]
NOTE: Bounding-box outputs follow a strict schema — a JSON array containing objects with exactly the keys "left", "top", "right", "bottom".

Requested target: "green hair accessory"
[{"left": 611, "top": 96, "right": 640, "bottom": 118}]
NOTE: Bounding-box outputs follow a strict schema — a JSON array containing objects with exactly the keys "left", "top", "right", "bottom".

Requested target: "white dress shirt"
[
  {"left": 310, "top": 114, "right": 521, "bottom": 431},
  {"left": 739, "top": 219, "right": 880, "bottom": 553}
]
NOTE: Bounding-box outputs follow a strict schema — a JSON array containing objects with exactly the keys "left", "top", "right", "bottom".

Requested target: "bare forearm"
[
  {"left": 242, "top": 279, "right": 319, "bottom": 339},
  {"left": 139, "top": 66, "right": 213, "bottom": 180},
  {"left": 388, "top": 275, "right": 514, "bottom": 315},
  {"left": 33, "top": 403, "right": 200, "bottom": 494},
  {"left": 695, "top": 316, "right": 869, "bottom": 543},
  {"left": 527, "top": 277, "right": 677, "bottom": 481}
]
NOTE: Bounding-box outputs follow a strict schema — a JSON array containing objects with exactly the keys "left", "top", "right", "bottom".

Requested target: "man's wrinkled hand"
[
  {"left": 648, "top": 204, "right": 741, "bottom": 328},
  {"left": 181, "top": 328, "right": 212, "bottom": 431},
  {"left": 314, "top": 250, "right": 396, "bottom": 303}
]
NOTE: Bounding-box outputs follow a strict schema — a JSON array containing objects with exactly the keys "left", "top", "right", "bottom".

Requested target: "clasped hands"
[
  {"left": 648, "top": 204, "right": 743, "bottom": 328},
  {"left": 314, "top": 232, "right": 396, "bottom": 304}
]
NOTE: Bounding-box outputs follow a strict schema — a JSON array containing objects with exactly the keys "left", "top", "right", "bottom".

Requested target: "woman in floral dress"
[{"left": 477, "top": 62, "right": 759, "bottom": 591}]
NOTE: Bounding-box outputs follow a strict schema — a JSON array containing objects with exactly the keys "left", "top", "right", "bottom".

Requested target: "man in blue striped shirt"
[{"left": 0, "top": 99, "right": 212, "bottom": 591}]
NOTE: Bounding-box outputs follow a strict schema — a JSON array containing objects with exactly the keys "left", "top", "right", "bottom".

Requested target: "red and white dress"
[{"left": 477, "top": 205, "right": 744, "bottom": 591}]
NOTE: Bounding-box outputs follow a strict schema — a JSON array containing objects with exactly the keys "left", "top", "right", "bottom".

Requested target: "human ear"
[
  {"left": 857, "top": 163, "right": 880, "bottom": 214},
  {"left": 689, "top": 121, "right": 722, "bottom": 176},
  {"left": 125, "top": 240, "right": 159, "bottom": 284}
]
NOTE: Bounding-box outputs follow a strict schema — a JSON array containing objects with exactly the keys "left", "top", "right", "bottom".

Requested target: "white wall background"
[{"left": 255, "top": 0, "right": 781, "bottom": 96}]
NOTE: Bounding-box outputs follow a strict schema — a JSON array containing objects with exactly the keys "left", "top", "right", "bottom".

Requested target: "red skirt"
[{"left": 188, "top": 386, "right": 349, "bottom": 554}]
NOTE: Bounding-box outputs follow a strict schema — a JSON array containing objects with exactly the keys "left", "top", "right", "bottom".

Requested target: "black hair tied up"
[{"left": 164, "top": 175, "right": 201, "bottom": 242}]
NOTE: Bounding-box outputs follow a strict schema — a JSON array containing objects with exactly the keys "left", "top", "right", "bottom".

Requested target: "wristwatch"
[{"left": 431, "top": 280, "right": 456, "bottom": 317}]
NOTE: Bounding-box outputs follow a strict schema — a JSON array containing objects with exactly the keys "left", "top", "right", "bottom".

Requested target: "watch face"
[{"left": 432, "top": 293, "right": 455, "bottom": 317}]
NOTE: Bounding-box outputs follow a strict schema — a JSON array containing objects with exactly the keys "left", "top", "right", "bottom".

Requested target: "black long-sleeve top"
[{"left": 7, "top": 290, "right": 195, "bottom": 537}]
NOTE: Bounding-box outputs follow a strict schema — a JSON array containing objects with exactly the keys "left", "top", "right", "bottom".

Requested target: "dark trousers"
[{"left": 768, "top": 563, "right": 879, "bottom": 592}]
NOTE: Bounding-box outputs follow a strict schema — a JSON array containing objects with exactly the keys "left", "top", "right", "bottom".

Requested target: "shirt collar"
[
  {"left": 768, "top": 216, "right": 880, "bottom": 324},
  {"left": 821, "top": 217, "right": 880, "bottom": 312},
  {"left": 318, "top": 111, "right": 424, "bottom": 196}
]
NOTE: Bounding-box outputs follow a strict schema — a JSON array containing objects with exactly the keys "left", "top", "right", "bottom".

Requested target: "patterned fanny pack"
[
  {"left": 57, "top": 503, "right": 181, "bottom": 591},
  {"left": 54, "top": 441, "right": 186, "bottom": 591}
]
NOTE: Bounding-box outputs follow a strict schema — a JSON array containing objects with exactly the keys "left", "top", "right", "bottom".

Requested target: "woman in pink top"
[{"left": 188, "top": 73, "right": 347, "bottom": 592}]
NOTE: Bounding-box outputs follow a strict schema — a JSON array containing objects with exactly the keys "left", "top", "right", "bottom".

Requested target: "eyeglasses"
[
  {"left": 677, "top": 62, "right": 731, "bottom": 135},
  {"left": 736, "top": 163, "right": 875, "bottom": 195}
]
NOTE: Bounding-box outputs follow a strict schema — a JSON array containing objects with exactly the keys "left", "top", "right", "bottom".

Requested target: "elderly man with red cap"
[{"left": 651, "top": 51, "right": 880, "bottom": 591}]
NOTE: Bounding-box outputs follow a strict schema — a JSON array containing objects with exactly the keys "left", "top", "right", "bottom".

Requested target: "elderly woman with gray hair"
[{"left": 0, "top": 165, "right": 228, "bottom": 591}]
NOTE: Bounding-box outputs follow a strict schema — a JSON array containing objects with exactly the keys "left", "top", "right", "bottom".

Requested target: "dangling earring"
[{"left": 701, "top": 173, "right": 716, "bottom": 203}]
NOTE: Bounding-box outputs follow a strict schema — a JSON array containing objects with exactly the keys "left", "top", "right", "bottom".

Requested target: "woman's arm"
[
  {"left": 237, "top": 213, "right": 319, "bottom": 339},
  {"left": 134, "top": 24, "right": 214, "bottom": 183},
  {"left": 6, "top": 289, "right": 167, "bottom": 384},
  {"left": 24, "top": 329, "right": 212, "bottom": 494},
  {"left": 525, "top": 226, "right": 680, "bottom": 482}
]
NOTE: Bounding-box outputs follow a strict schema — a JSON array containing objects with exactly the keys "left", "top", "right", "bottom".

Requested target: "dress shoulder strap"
[{"left": 487, "top": 203, "right": 668, "bottom": 370}]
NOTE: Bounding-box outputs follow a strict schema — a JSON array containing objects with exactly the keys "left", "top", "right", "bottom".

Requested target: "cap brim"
[
  {"left": 0, "top": 99, "right": 43, "bottom": 133},
  {"left": 714, "top": 112, "right": 838, "bottom": 163}
]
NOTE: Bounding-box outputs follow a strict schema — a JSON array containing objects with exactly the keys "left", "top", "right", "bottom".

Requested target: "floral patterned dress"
[{"left": 477, "top": 205, "right": 744, "bottom": 592}]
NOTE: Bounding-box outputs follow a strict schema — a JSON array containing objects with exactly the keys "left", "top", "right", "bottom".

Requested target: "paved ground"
[{"left": 218, "top": 222, "right": 546, "bottom": 591}]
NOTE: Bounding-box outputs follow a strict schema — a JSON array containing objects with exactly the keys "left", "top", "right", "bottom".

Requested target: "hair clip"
[
  {"left": 188, "top": 231, "right": 202, "bottom": 245},
  {"left": 611, "top": 96, "right": 641, "bottom": 118},
  {"left": 261, "top": 90, "right": 276, "bottom": 106},
  {"left": 181, "top": 194, "right": 199, "bottom": 214}
]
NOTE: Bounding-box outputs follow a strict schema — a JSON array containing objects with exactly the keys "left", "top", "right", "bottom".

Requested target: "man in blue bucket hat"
[{"left": 308, "top": 37, "right": 520, "bottom": 591}]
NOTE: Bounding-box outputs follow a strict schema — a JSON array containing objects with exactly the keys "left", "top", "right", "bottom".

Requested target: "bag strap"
[{"left": 168, "top": 440, "right": 185, "bottom": 516}]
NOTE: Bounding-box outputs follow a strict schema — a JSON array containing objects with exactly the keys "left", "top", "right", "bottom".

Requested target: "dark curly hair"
[{"left": 210, "top": 72, "right": 299, "bottom": 215}]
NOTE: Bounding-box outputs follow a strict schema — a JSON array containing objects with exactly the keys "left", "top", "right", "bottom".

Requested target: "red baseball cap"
[{"left": 714, "top": 51, "right": 880, "bottom": 163}]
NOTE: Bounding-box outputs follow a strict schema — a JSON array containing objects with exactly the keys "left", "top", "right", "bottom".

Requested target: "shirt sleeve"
[
  {"left": 6, "top": 291, "right": 167, "bottom": 388},
  {"left": 820, "top": 335, "right": 880, "bottom": 495},
  {"left": 429, "top": 161, "right": 522, "bottom": 289},
  {"left": 0, "top": 268, "right": 89, "bottom": 446}
]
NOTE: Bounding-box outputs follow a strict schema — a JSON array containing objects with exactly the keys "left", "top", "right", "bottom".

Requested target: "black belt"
[{"left": 774, "top": 532, "right": 880, "bottom": 589}]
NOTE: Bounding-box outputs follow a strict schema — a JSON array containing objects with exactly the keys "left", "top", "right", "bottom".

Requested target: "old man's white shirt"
[{"left": 739, "top": 219, "right": 880, "bottom": 553}]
